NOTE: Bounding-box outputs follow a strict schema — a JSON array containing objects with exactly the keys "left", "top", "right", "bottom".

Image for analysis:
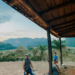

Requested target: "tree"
[
  {"left": 0, "top": 52, "right": 3, "bottom": 58},
  {"left": 38, "top": 45, "right": 47, "bottom": 61},
  {"left": 15, "top": 46, "right": 28, "bottom": 58},
  {"left": 52, "top": 40, "right": 66, "bottom": 63},
  {"left": 52, "top": 40, "right": 66, "bottom": 50},
  {"left": 32, "top": 48, "right": 38, "bottom": 57}
]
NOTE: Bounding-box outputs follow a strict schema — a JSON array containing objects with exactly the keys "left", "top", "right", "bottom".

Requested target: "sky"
[{"left": 0, "top": 0, "right": 59, "bottom": 42}]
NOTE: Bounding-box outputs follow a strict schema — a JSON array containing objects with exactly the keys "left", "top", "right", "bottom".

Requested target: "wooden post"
[
  {"left": 47, "top": 28, "right": 52, "bottom": 75},
  {"left": 59, "top": 38, "right": 63, "bottom": 65}
]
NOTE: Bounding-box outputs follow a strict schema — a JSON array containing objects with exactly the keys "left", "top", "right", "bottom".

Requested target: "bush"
[{"left": 31, "top": 56, "right": 42, "bottom": 61}]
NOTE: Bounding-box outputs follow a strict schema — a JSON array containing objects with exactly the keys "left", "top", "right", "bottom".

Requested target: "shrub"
[{"left": 31, "top": 56, "right": 42, "bottom": 61}]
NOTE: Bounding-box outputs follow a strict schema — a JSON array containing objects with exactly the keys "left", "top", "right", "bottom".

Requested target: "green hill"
[
  {"left": 65, "top": 38, "right": 75, "bottom": 47},
  {"left": 0, "top": 42, "right": 17, "bottom": 50}
]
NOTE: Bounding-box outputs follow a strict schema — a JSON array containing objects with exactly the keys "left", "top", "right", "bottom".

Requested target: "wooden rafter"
[
  {"left": 52, "top": 19, "right": 75, "bottom": 28},
  {"left": 40, "top": 0, "right": 74, "bottom": 15},
  {"left": 55, "top": 23, "right": 75, "bottom": 31},
  {"left": 58, "top": 27, "right": 75, "bottom": 35},
  {"left": 47, "top": 12, "right": 75, "bottom": 23}
]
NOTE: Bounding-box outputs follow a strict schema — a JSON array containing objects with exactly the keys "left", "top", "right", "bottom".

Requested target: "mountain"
[
  {"left": 3, "top": 38, "right": 48, "bottom": 47},
  {"left": 0, "top": 42, "right": 16, "bottom": 50},
  {"left": 65, "top": 38, "right": 75, "bottom": 47},
  {"left": 3, "top": 37, "right": 75, "bottom": 47}
]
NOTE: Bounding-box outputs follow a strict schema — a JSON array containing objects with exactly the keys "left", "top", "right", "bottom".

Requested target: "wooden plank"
[
  {"left": 59, "top": 28, "right": 75, "bottom": 36},
  {"left": 60, "top": 18, "right": 65, "bottom": 24},
  {"left": 40, "top": 0, "right": 73, "bottom": 15},
  {"left": 43, "top": 12, "right": 53, "bottom": 20},
  {"left": 45, "top": 0, "right": 52, "bottom": 8},
  {"left": 63, "top": 0, "right": 70, "bottom": 2},
  {"left": 57, "top": 25, "right": 74, "bottom": 32},
  {"left": 42, "top": 14, "right": 48, "bottom": 21},
  {"left": 16, "top": 3, "right": 32, "bottom": 16},
  {"left": 29, "top": 0, "right": 41, "bottom": 12},
  {"left": 54, "top": 22, "right": 75, "bottom": 29},
  {"left": 55, "top": 19, "right": 62, "bottom": 24},
  {"left": 35, "top": 0, "right": 49, "bottom": 11},
  {"left": 50, "top": 0, "right": 56, "bottom": 7},
  {"left": 71, "top": 3, "right": 75, "bottom": 12},
  {"left": 60, "top": 0, "right": 64, "bottom": 4},
  {"left": 65, "top": 4, "right": 71, "bottom": 14},
  {"left": 49, "top": 23, "right": 53, "bottom": 26},
  {"left": 51, "top": 9, "right": 59, "bottom": 18},
  {"left": 58, "top": 7, "right": 64, "bottom": 17},
  {"left": 47, "top": 12, "right": 75, "bottom": 23},
  {"left": 55, "top": 23, "right": 75, "bottom": 31},
  {"left": 65, "top": 16, "right": 71, "bottom": 22},
  {"left": 52, "top": 19, "right": 75, "bottom": 27},
  {"left": 71, "top": 15, "right": 75, "bottom": 20},
  {"left": 50, "top": 21, "right": 57, "bottom": 26},
  {"left": 55, "top": 0, "right": 60, "bottom": 5}
]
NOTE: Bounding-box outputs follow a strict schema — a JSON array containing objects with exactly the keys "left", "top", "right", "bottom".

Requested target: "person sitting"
[
  {"left": 23, "top": 53, "right": 35, "bottom": 75},
  {"left": 53, "top": 52, "right": 60, "bottom": 71},
  {"left": 53, "top": 52, "right": 58, "bottom": 64},
  {"left": 47, "top": 61, "right": 59, "bottom": 75}
]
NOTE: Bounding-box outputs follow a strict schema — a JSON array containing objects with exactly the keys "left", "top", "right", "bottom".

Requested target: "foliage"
[
  {"left": 65, "top": 38, "right": 75, "bottom": 47},
  {"left": 27, "top": 46, "right": 34, "bottom": 50},
  {"left": 0, "top": 42, "right": 17, "bottom": 50},
  {"left": 32, "top": 48, "right": 38, "bottom": 57},
  {"left": 52, "top": 40, "right": 66, "bottom": 50},
  {"left": 38, "top": 45, "right": 47, "bottom": 60}
]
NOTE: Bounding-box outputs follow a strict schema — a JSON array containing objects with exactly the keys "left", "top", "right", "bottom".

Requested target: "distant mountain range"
[
  {"left": 3, "top": 37, "right": 75, "bottom": 47},
  {"left": 65, "top": 38, "right": 75, "bottom": 47},
  {"left": 3, "top": 38, "right": 48, "bottom": 47}
]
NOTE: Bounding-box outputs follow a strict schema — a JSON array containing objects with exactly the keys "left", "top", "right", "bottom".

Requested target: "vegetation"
[
  {"left": 0, "top": 39, "right": 75, "bottom": 62},
  {"left": 65, "top": 38, "right": 75, "bottom": 47},
  {"left": 38, "top": 45, "right": 47, "bottom": 60},
  {"left": 0, "top": 42, "right": 17, "bottom": 50},
  {"left": 52, "top": 40, "right": 66, "bottom": 50}
]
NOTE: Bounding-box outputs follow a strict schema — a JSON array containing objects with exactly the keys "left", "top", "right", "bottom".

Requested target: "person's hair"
[{"left": 54, "top": 52, "right": 56, "bottom": 54}]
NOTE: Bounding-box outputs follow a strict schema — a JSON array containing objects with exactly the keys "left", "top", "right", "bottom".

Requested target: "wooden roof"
[{"left": 2, "top": 0, "right": 75, "bottom": 37}]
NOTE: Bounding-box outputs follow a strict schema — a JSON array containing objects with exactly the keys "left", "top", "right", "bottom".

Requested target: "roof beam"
[
  {"left": 59, "top": 29, "right": 75, "bottom": 36},
  {"left": 40, "top": 0, "right": 74, "bottom": 15},
  {"left": 55, "top": 23, "right": 75, "bottom": 31},
  {"left": 58, "top": 27, "right": 75, "bottom": 35},
  {"left": 47, "top": 12, "right": 75, "bottom": 23},
  {"left": 52, "top": 19, "right": 75, "bottom": 28}
]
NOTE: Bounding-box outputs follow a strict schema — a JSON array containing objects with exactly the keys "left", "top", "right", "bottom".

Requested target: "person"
[
  {"left": 53, "top": 52, "right": 60, "bottom": 71},
  {"left": 53, "top": 52, "right": 58, "bottom": 64},
  {"left": 47, "top": 61, "right": 59, "bottom": 75},
  {"left": 23, "top": 53, "right": 35, "bottom": 75}
]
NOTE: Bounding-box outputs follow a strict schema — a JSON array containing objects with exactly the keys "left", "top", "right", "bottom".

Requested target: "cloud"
[
  {"left": 0, "top": 15, "right": 11, "bottom": 24},
  {"left": 0, "top": 1, "right": 12, "bottom": 24}
]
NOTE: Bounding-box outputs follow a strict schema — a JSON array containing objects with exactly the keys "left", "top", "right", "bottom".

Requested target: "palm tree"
[
  {"left": 52, "top": 40, "right": 66, "bottom": 50},
  {"left": 52, "top": 40, "right": 66, "bottom": 63},
  {"left": 38, "top": 45, "right": 47, "bottom": 61},
  {"left": 0, "top": 52, "right": 3, "bottom": 58}
]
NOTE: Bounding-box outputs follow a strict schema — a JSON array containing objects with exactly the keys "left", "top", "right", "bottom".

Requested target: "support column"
[
  {"left": 47, "top": 28, "right": 52, "bottom": 75},
  {"left": 59, "top": 38, "right": 63, "bottom": 65}
]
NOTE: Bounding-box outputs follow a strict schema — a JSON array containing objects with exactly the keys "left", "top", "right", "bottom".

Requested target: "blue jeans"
[
  {"left": 24, "top": 68, "right": 35, "bottom": 75},
  {"left": 46, "top": 72, "right": 59, "bottom": 75}
]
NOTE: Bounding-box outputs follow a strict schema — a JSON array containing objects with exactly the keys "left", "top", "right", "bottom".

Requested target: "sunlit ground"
[{"left": 0, "top": 61, "right": 75, "bottom": 75}]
